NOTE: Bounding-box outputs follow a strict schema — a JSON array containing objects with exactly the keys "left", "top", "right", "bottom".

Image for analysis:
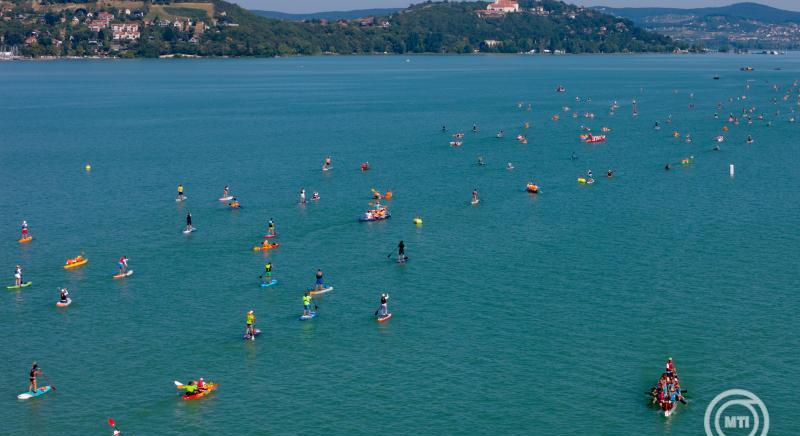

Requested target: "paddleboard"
[
  {"left": 113, "top": 270, "right": 134, "bottom": 279},
  {"left": 260, "top": 279, "right": 278, "bottom": 288},
  {"left": 396, "top": 256, "right": 409, "bottom": 264},
  {"left": 471, "top": 199, "right": 480, "bottom": 205},
  {"left": 263, "top": 234, "right": 277, "bottom": 239},
  {"left": 243, "top": 328, "right": 262, "bottom": 340},
  {"left": 7, "top": 282, "right": 32, "bottom": 289},
  {"left": 299, "top": 311, "right": 317, "bottom": 321},
  {"left": 219, "top": 196, "right": 233, "bottom": 202},
  {"left": 18, "top": 386, "right": 52, "bottom": 400},
  {"left": 18, "top": 236, "right": 33, "bottom": 244},
  {"left": 182, "top": 227, "right": 197, "bottom": 234},
  {"left": 309, "top": 286, "right": 333, "bottom": 296},
  {"left": 378, "top": 313, "right": 393, "bottom": 323},
  {"left": 56, "top": 298, "right": 72, "bottom": 307},
  {"left": 175, "top": 196, "right": 187, "bottom": 202},
  {"left": 322, "top": 166, "right": 333, "bottom": 172}
]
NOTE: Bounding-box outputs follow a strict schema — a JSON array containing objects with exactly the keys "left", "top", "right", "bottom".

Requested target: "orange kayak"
[
  {"left": 182, "top": 383, "right": 217, "bottom": 401},
  {"left": 253, "top": 243, "right": 280, "bottom": 252}
]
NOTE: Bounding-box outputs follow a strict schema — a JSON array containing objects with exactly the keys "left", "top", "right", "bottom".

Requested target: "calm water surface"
[{"left": 1, "top": 54, "right": 798, "bottom": 435}]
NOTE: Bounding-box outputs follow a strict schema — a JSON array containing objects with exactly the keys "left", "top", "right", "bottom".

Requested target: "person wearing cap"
[
  {"left": 245, "top": 310, "right": 256, "bottom": 339},
  {"left": 14, "top": 264, "right": 22, "bottom": 287},
  {"left": 197, "top": 377, "right": 206, "bottom": 391},
  {"left": 378, "top": 293, "right": 389, "bottom": 317},
  {"left": 21, "top": 220, "right": 29, "bottom": 239}
]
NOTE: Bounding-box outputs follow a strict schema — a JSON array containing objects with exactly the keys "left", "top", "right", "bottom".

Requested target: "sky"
[{"left": 234, "top": 0, "right": 800, "bottom": 13}]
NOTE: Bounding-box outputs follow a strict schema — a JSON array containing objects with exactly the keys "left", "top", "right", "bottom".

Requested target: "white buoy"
[{"left": 729, "top": 164, "right": 735, "bottom": 177}]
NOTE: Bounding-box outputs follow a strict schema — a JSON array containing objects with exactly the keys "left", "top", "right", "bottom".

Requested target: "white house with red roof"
[{"left": 487, "top": 0, "right": 519, "bottom": 13}]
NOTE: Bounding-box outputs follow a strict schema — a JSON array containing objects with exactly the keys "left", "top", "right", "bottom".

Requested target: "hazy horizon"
[{"left": 236, "top": 0, "right": 800, "bottom": 13}]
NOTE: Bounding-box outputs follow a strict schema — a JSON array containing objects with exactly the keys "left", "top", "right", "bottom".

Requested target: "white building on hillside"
[{"left": 487, "top": 0, "right": 519, "bottom": 13}]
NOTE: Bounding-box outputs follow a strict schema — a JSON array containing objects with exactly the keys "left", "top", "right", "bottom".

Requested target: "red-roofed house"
[{"left": 487, "top": 0, "right": 519, "bottom": 13}]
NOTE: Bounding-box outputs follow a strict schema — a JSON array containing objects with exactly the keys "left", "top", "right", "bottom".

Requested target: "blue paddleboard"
[
  {"left": 18, "top": 386, "right": 52, "bottom": 400},
  {"left": 260, "top": 279, "right": 278, "bottom": 288},
  {"left": 299, "top": 311, "right": 317, "bottom": 321}
]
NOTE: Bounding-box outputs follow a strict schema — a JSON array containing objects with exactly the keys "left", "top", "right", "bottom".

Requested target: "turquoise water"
[{"left": 1, "top": 54, "right": 798, "bottom": 435}]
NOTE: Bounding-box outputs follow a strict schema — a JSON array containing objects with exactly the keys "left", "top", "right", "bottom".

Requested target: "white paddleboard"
[
  {"left": 309, "top": 286, "right": 333, "bottom": 296},
  {"left": 182, "top": 227, "right": 197, "bottom": 234}
]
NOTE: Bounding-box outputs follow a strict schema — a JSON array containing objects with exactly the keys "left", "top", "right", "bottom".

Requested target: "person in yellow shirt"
[{"left": 245, "top": 310, "right": 256, "bottom": 339}]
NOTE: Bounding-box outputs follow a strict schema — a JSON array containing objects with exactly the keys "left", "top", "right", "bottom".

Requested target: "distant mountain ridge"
[
  {"left": 594, "top": 2, "right": 800, "bottom": 25},
  {"left": 251, "top": 8, "right": 402, "bottom": 21},
  {"left": 593, "top": 2, "right": 800, "bottom": 49}
]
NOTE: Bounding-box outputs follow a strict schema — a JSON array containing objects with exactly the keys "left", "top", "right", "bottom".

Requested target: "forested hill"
[{"left": 0, "top": 0, "right": 684, "bottom": 58}]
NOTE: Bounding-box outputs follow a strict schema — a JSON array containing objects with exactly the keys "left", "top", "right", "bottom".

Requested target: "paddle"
[
  {"left": 174, "top": 380, "right": 185, "bottom": 389},
  {"left": 42, "top": 372, "right": 56, "bottom": 391}
]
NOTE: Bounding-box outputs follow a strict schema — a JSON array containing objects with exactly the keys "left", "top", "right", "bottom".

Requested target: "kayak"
[
  {"left": 18, "top": 386, "right": 52, "bottom": 400},
  {"left": 56, "top": 298, "right": 72, "bottom": 307},
  {"left": 243, "top": 328, "right": 262, "bottom": 340},
  {"left": 113, "top": 270, "right": 134, "bottom": 279},
  {"left": 219, "top": 196, "right": 233, "bottom": 202},
  {"left": 7, "top": 282, "right": 32, "bottom": 290},
  {"left": 309, "top": 286, "right": 333, "bottom": 296},
  {"left": 64, "top": 258, "right": 88, "bottom": 269},
  {"left": 359, "top": 214, "right": 391, "bottom": 222},
  {"left": 253, "top": 243, "right": 280, "bottom": 252},
  {"left": 260, "top": 279, "right": 278, "bottom": 288},
  {"left": 378, "top": 313, "right": 393, "bottom": 323},
  {"left": 18, "top": 236, "right": 32, "bottom": 244},
  {"left": 182, "top": 227, "right": 197, "bottom": 234},
  {"left": 299, "top": 311, "right": 317, "bottom": 321},
  {"left": 182, "top": 382, "right": 218, "bottom": 401}
]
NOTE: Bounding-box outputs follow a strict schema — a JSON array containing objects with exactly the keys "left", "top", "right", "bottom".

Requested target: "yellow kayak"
[{"left": 64, "top": 257, "right": 88, "bottom": 269}]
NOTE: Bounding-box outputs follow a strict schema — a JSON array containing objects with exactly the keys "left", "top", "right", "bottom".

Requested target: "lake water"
[{"left": 1, "top": 54, "right": 798, "bottom": 435}]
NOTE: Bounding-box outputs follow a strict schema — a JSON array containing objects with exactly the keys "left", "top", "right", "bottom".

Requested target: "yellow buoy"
[
  {"left": 413, "top": 217, "right": 423, "bottom": 225},
  {"left": 85, "top": 164, "right": 92, "bottom": 171}
]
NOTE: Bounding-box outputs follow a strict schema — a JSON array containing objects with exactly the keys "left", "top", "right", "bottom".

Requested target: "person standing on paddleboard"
[
  {"left": 267, "top": 218, "right": 275, "bottom": 236},
  {"left": 300, "top": 188, "right": 306, "bottom": 204},
  {"left": 223, "top": 186, "right": 230, "bottom": 198},
  {"left": 378, "top": 293, "right": 389, "bottom": 317},
  {"left": 14, "top": 264, "right": 22, "bottom": 287},
  {"left": 303, "top": 292, "right": 314, "bottom": 316},
  {"left": 117, "top": 256, "right": 129, "bottom": 275},
  {"left": 185, "top": 212, "right": 192, "bottom": 232},
  {"left": 177, "top": 184, "right": 184, "bottom": 200},
  {"left": 245, "top": 310, "right": 256, "bottom": 340},
  {"left": 263, "top": 262, "right": 272, "bottom": 283},
  {"left": 397, "top": 241, "right": 405, "bottom": 262},
  {"left": 28, "top": 362, "right": 41, "bottom": 393},
  {"left": 59, "top": 288, "right": 69, "bottom": 303},
  {"left": 314, "top": 269, "right": 324, "bottom": 291},
  {"left": 472, "top": 189, "right": 479, "bottom": 204},
  {"left": 21, "top": 220, "right": 29, "bottom": 239}
]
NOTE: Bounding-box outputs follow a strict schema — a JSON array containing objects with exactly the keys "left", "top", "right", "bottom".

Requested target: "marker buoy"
[{"left": 85, "top": 164, "right": 92, "bottom": 171}]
